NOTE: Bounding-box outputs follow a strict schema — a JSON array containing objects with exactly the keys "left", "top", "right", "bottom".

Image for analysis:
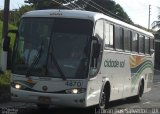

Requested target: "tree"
[
  {"left": 151, "top": 12, "right": 160, "bottom": 31},
  {"left": 9, "top": 5, "right": 33, "bottom": 26},
  {"left": 24, "top": 0, "right": 133, "bottom": 24},
  {"left": 25, "top": 0, "right": 63, "bottom": 9},
  {"left": 85, "top": 0, "right": 133, "bottom": 24},
  {"left": 0, "top": 10, "right": 3, "bottom": 21}
]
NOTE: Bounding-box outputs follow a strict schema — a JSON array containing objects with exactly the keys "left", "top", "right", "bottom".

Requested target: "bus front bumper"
[{"left": 11, "top": 88, "right": 86, "bottom": 108}]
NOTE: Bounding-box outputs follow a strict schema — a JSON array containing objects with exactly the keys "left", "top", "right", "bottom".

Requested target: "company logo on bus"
[
  {"left": 50, "top": 12, "right": 62, "bottom": 16},
  {"left": 42, "top": 86, "right": 48, "bottom": 91},
  {"left": 104, "top": 59, "right": 125, "bottom": 68}
]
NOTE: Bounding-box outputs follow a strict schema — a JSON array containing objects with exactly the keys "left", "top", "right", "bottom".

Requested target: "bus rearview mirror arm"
[
  {"left": 92, "top": 36, "right": 101, "bottom": 58},
  {"left": 92, "top": 36, "right": 99, "bottom": 44},
  {"left": 150, "top": 49, "right": 155, "bottom": 54},
  {"left": 3, "top": 36, "right": 11, "bottom": 52}
]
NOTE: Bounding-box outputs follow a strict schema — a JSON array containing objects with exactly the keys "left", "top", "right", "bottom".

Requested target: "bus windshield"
[{"left": 12, "top": 18, "right": 93, "bottom": 79}]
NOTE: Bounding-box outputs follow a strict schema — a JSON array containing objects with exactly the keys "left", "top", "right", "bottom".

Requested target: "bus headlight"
[
  {"left": 72, "top": 89, "right": 78, "bottom": 94},
  {"left": 15, "top": 84, "right": 22, "bottom": 89},
  {"left": 11, "top": 82, "right": 24, "bottom": 90},
  {"left": 65, "top": 88, "right": 86, "bottom": 94}
]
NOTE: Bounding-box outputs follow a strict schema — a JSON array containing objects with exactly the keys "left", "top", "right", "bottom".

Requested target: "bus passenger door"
[
  {"left": 87, "top": 19, "right": 104, "bottom": 106},
  {"left": 89, "top": 19, "right": 104, "bottom": 78}
]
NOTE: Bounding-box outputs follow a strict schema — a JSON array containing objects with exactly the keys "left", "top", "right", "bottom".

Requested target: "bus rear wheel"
[{"left": 133, "top": 81, "right": 144, "bottom": 102}]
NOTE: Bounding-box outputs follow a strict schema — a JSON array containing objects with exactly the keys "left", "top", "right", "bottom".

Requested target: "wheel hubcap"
[{"left": 100, "top": 92, "right": 106, "bottom": 108}]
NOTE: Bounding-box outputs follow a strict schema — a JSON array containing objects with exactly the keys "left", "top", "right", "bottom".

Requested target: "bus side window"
[
  {"left": 150, "top": 38, "right": 154, "bottom": 54},
  {"left": 124, "top": 29, "right": 131, "bottom": 51},
  {"left": 115, "top": 25, "right": 124, "bottom": 50},
  {"left": 139, "top": 34, "right": 145, "bottom": 54},
  {"left": 132, "top": 32, "right": 138, "bottom": 53},
  {"left": 104, "top": 22, "right": 114, "bottom": 49},
  {"left": 145, "top": 36, "right": 150, "bottom": 54}
]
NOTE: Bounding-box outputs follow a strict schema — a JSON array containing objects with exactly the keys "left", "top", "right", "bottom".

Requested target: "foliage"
[
  {"left": 10, "top": 5, "right": 33, "bottom": 26},
  {"left": 0, "top": 11, "right": 2, "bottom": 22},
  {"left": 0, "top": 21, "right": 2, "bottom": 42},
  {"left": 0, "top": 5, "right": 31, "bottom": 49},
  {"left": 0, "top": 5, "right": 33, "bottom": 26},
  {"left": 157, "top": 29, "right": 160, "bottom": 33},
  {"left": 85, "top": 0, "right": 133, "bottom": 24},
  {"left": 0, "top": 71, "right": 10, "bottom": 86},
  {"left": 26, "top": 0, "right": 63, "bottom": 9},
  {"left": 154, "top": 29, "right": 160, "bottom": 39},
  {"left": 25, "top": 0, "right": 133, "bottom": 24},
  {"left": 0, "top": 21, "right": 17, "bottom": 48},
  {"left": 0, "top": 71, "right": 10, "bottom": 102}
]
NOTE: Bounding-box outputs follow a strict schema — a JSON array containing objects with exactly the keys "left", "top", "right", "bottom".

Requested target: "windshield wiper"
[
  {"left": 26, "top": 40, "right": 44, "bottom": 77},
  {"left": 49, "top": 45, "right": 66, "bottom": 81}
]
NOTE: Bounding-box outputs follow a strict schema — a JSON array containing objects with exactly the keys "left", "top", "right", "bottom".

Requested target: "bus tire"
[
  {"left": 37, "top": 104, "right": 49, "bottom": 110},
  {"left": 133, "top": 80, "right": 144, "bottom": 102},
  {"left": 99, "top": 83, "right": 110, "bottom": 109}
]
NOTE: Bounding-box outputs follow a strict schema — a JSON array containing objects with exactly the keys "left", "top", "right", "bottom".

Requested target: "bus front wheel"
[{"left": 99, "top": 85, "right": 110, "bottom": 109}]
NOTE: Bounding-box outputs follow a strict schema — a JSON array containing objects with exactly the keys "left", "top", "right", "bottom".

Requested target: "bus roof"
[{"left": 22, "top": 9, "right": 154, "bottom": 38}]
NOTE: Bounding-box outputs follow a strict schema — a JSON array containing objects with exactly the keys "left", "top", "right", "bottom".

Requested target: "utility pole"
[
  {"left": 1, "top": 0, "right": 10, "bottom": 71},
  {"left": 148, "top": 4, "right": 151, "bottom": 30},
  {"left": 2, "top": 0, "right": 10, "bottom": 41}
]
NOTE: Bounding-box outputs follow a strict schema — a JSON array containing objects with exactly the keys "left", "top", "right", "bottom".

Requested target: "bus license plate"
[{"left": 38, "top": 96, "right": 51, "bottom": 104}]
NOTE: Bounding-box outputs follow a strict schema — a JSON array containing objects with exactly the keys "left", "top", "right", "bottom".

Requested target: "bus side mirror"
[
  {"left": 93, "top": 43, "right": 101, "bottom": 58},
  {"left": 8, "top": 29, "right": 18, "bottom": 34},
  {"left": 92, "top": 36, "right": 99, "bottom": 44},
  {"left": 3, "top": 29, "right": 18, "bottom": 51},
  {"left": 150, "top": 49, "right": 155, "bottom": 54},
  {"left": 3, "top": 36, "right": 11, "bottom": 51}
]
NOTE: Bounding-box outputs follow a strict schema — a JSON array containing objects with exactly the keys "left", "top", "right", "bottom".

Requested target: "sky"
[
  {"left": 0, "top": 0, "right": 27, "bottom": 10},
  {"left": 0, "top": 0, "right": 160, "bottom": 28},
  {"left": 113, "top": 0, "right": 160, "bottom": 28}
]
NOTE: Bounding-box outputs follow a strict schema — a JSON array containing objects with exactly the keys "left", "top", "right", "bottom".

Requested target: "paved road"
[{"left": 0, "top": 70, "right": 160, "bottom": 114}]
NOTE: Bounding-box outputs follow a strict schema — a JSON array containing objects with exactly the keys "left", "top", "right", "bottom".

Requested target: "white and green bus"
[{"left": 3, "top": 9, "right": 154, "bottom": 109}]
